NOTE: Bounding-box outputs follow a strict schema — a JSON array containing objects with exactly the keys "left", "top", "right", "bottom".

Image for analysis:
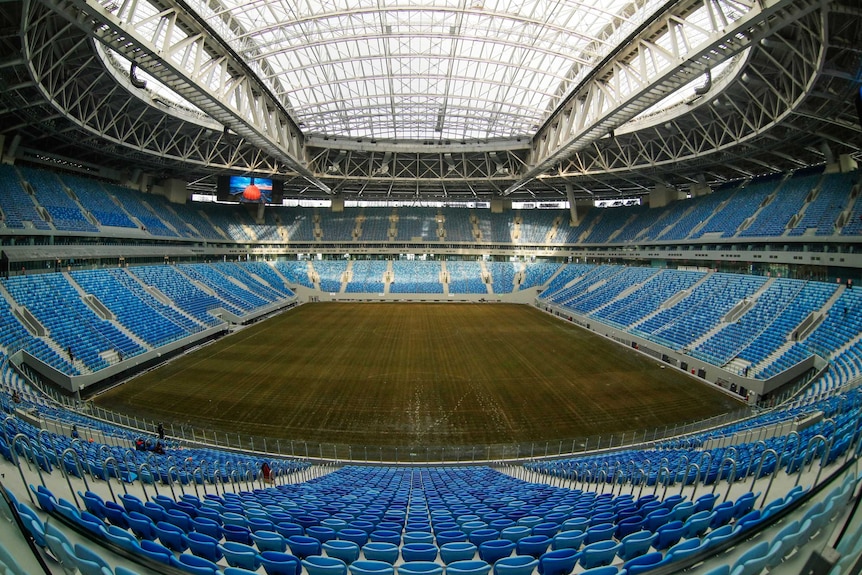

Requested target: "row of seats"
[{"left": 3, "top": 164, "right": 859, "bottom": 242}]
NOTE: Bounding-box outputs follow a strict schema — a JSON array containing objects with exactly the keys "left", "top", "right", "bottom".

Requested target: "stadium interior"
[{"left": 0, "top": 0, "right": 861, "bottom": 572}]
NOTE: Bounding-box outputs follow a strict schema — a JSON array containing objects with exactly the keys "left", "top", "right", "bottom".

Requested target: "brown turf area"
[{"left": 94, "top": 303, "right": 742, "bottom": 449}]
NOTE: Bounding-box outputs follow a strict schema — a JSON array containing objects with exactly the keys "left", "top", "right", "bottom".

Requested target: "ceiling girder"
[
  {"left": 33, "top": 0, "right": 331, "bottom": 192},
  {"left": 504, "top": 0, "right": 830, "bottom": 195}
]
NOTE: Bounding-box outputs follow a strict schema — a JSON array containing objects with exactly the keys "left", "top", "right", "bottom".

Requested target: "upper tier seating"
[
  {"left": 739, "top": 174, "right": 820, "bottom": 238},
  {"left": 655, "top": 190, "right": 734, "bottom": 241},
  {"left": 167, "top": 203, "right": 226, "bottom": 241},
  {"left": 440, "top": 209, "right": 474, "bottom": 243},
  {"left": 475, "top": 212, "right": 513, "bottom": 243},
  {"left": 103, "top": 183, "right": 177, "bottom": 237},
  {"left": 325, "top": 213, "right": 358, "bottom": 241},
  {"left": 6, "top": 164, "right": 860, "bottom": 243},
  {"left": 690, "top": 180, "right": 776, "bottom": 238},
  {"left": 518, "top": 210, "right": 564, "bottom": 244},
  {"left": 790, "top": 171, "right": 857, "bottom": 236},
  {"left": 198, "top": 203, "right": 256, "bottom": 241},
  {"left": 18, "top": 167, "right": 99, "bottom": 233},
  {"left": 58, "top": 173, "right": 137, "bottom": 228},
  {"left": 361, "top": 209, "right": 392, "bottom": 241},
  {"left": 0, "top": 165, "right": 50, "bottom": 230},
  {"left": 396, "top": 209, "right": 438, "bottom": 241},
  {"left": 390, "top": 261, "right": 443, "bottom": 294}
]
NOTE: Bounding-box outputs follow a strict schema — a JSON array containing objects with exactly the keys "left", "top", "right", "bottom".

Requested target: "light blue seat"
[
  {"left": 440, "top": 542, "right": 478, "bottom": 564},
  {"left": 45, "top": 526, "right": 78, "bottom": 575},
  {"left": 500, "top": 526, "right": 532, "bottom": 543},
  {"left": 765, "top": 520, "right": 801, "bottom": 569},
  {"left": 493, "top": 555, "right": 538, "bottom": 575},
  {"left": 309, "top": 526, "right": 339, "bottom": 543},
  {"left": 644, "top": 508, "right": 673, "bottom": 532},
  {"left": 340, "top": 529, "right": 370, "bottom": 547},
  {"left": 348, "top": 559, "right": 395, "bottom": 575},
  {"left": 72, "top": 543, "right": 112, "bottom": 575},
  {"left": 551, "top": 530, "right": 585, "bottom": 551},
  {"left": 682, "top": 510, "right": 712, "bottom": 539},
  {"left": 396, "top": 561, "right": 444, "bottom": 575},
  {"left": 324, "top": 540, "right": 361, "bottom": 564},
  {"left": 537, "top": 548, "right": 579, "bottom": 575},
  {"left": 664, "top": 537, "right": 707, "bottom": 563},
  {"left": 580, "top": 567, "right": 619, "bottom": 575},
  {"left": 614, "top": 516, "right": 643, "bottom": 541},
  {"left": 560, "top": 517, "right": 589, "bottom": 533},
  {"left": 259, "top": 550, "right": 302, "bottom": 575},
  {"left": 401, "top": 543, "right": 438, "bottom": 562},
  {"left": 579, "top": 540, "right": 620, "bottom": 569},
  {"left": 623, "top": 552, "right": 667, "bottom": 575},
  {"left": 584, "top": 524, "right": 615, "bottom": 545},
  {"left": 155, "top": 521, "right": 188, "bottom": 552},
  {"left": 362, "top": 542, "right": 400, "bottom": 564},
  {"left": 469, "top": 529, "right": 500, "bottom": 546},
  {"left": 253, "top": 531, "right": 288, "bottom": 553},
  {"left": 288, "top": 535, "right": 322, "bottom": 559},
  {"left": 370, "top": 530, "right": 401, "bottom": 546},
  {"left": 710, "top": 502, "right": 735, "bottom": 530},
  {"left": 223, "top": 524, "right": 253, "bottom": 545},
  {"left": 404, "top": 532, "right": 435, "bottom": 545},
  {"left": 437, "top": 531, "right": 468, "bottom": 546},
  {"left": 618, "top": 530, "right": 656, "bottom": 562},
  {"left": 516, "top": 535, "right": 551, "bottom": 559},
  {"left": 730, "top": 541, "right": 770, "bottom": 575},
  {"left": 654, "top": 520, "right": 685, "bottom": 550},
  {"left": 183, "top": 532, "right": 222, "bottom": 562},
  {"left": 671, "top": 501, "right": 696, "bottom": 522},
  {"left": 303, "top": 555, "right": 349, "bottom": 575},
  {"left": 480, "top": 539, "right": 516, "bottom": 564},
  {"left": 218, "top": 541, "right": 260, "bottom": 570},
  {"left": 139, "top": 539, "right": 173, "bottom": 564},
  {"left": 446, "top": 560, "right": 492, "bottom": 575},
  {"left": 170, "top": 553, "right": 220, "bottom": 574},
  {"left": 732, "top": 493, "right": 759, "bottom": 520},
  {"left": 104, "top": 525, "right": 140, "bottom": 553}
]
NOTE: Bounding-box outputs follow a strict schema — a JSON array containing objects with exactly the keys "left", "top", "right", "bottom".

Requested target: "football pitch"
[{"left": 95, "top": 303, "right": 742, "bottom": 452}]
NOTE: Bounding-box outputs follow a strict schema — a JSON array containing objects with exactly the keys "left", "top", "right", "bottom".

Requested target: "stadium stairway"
[{"left": 477, "top": 262, "right": 493, "bottom": 295}]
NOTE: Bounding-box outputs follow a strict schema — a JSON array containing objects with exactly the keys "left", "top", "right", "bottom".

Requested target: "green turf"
[{"left": 95, "top": 303, "right": 742, "bottom": 451}]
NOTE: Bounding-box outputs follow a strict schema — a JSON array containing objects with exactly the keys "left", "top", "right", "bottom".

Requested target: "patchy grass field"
[{"left": 95, "top": 303, "right": 741, "bottom": 451}]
